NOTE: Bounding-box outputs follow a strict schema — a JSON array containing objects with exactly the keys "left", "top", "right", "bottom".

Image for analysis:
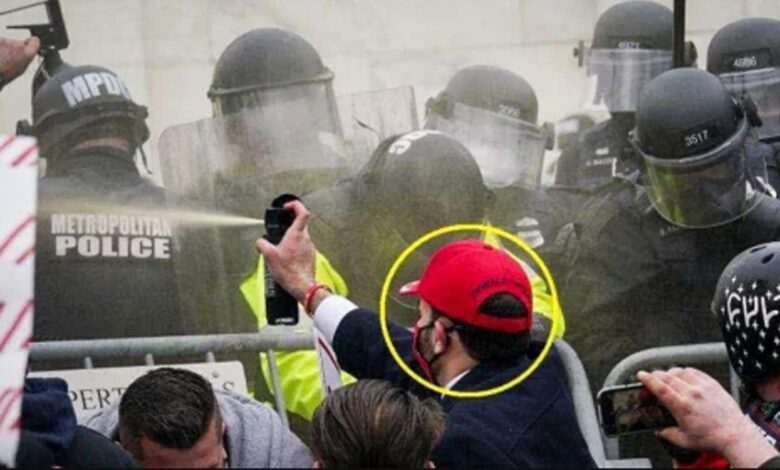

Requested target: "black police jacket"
[
  {"left": 488, "top": 184, "right": 576, "bottom": 280},
  {"left": 766, "top": 141, "right": 780, "bottom": 194},
  {"left": 560, "top": 177, "right": 780, "bottom": 390},
  {"left": 555, "top": 119, "right": 640, "bottom": 190},
  {"left": 332, "top": 308, "right": 597, "bottom": 469},
  {"left": 34, "top": 147, "right": 185, "bottom": 340}
]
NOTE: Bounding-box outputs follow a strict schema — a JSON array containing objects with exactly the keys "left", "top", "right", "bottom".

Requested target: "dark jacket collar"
[
  {"left": 440, "top": 342, "right": 551, "bottom": 410},
  {"left": 47, "top": 146, "right": 140, "bottom": 184}
]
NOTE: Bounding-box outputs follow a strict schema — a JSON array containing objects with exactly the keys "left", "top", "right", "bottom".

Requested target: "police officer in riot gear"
[
  {"left": 208, "top": 27, "right": 342, "bottom": 128},
  {"left": 562, "top": 68, "right": 780, "bottom": 394},
  {"left": 556, "top": 114, "right": 596, "bottom": 157},
  {"left": 204, "top": 27, "right": 349, "bottom": 209},
  {"left": 27, "top": 64, "right": 184, "bottom": 340},
  {"left": 306, "top": 130, "right": 491, "bottom": 320},
  {"left": 159, "top": 28, "right": 352, "bottom": 335},
  {"left": 556, "top": 1, "right": 684, "bottom": 189},
  {"left": 423, "top": 65, "right": 568, "bottom": 274},
  {"left": 708, "top": 18, "right": 780, "bottom": 193},
  {"left": 306, "top": 130, "right": 561, "bottom": 334},
  {"left": 155, "top": 29, "right": 360, "bottom": 427},
  {"left": 712, "top": 242, "right": 780, "bottom": 452},
  {"left": 425, "top": 65, "right": 551, "bottom": 190},
  {"left": 632, "top": 69, "right": 766, "bottom": 228}
]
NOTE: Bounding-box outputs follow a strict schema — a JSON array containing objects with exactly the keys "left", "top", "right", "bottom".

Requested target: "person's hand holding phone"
[
  {"left": 638, "top": 367, "right": 778, "bottom": 468},
  {"left": 598, "top": 383, "right": 676, "bottom": 436}
]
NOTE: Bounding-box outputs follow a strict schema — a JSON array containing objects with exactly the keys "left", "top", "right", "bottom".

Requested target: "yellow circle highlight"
[{"left": 379, "top": 223, "right": 562, "bottom": 399}]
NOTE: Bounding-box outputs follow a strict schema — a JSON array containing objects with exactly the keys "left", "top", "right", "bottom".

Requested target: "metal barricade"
[
  {"left": 35, "top": 331, "right": 711, "bottom": 467},
  {"left": 555, "top": 340, "right": 652, "bottom": 468},
  {"left": 600, "top": 342, "right": 731, "bottom": 461},
  {"left": 30, "top": 330, "right": 314, "bottom": 426}
]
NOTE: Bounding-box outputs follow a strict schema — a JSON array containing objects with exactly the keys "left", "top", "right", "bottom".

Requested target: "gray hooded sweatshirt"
[{"left": 85, "top": 389, "right": 312, "bottom": 468}]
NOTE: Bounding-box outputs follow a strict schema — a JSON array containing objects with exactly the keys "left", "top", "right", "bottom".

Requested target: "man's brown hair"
[{"left": 311, "top": 379, "right": 445, "bottom": 468}]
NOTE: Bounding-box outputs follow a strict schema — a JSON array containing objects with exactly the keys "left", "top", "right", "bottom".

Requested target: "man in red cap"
[{"left": 258, "top": 201, "right": 595, "bottom": 469}]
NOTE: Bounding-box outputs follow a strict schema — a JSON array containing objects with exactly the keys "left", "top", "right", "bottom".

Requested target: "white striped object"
[{"left": 0, "top": 135, "right": 38, "bottom": 467}]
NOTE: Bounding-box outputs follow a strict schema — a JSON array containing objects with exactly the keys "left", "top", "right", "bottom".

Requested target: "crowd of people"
[{"left": 3, "top": 0, "right": 780, "bottom": 467}]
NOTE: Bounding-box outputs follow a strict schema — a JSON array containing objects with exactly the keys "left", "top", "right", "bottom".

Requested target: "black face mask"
[{"left": 412, "top": 317, "right": 455, "bottom": 383}]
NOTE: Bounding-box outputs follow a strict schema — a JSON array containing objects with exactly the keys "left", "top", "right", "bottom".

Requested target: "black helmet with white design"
[
  {"left": 712, "top": 242, "right": 780, "bottom": 383},
  {"left": 358, "top": 130, "right": 490, "bottom": 240}
]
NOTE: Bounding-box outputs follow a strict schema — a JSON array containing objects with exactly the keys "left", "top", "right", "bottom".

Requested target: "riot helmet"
[
  {"left": 708, "top": 18, "right": 780, "bottom": 142},
  {"left": 630, "top": 68, "right": 763, "bottom": 228},
  {"left": 583, "top": 1, "right": 677, "bottom": 113},
  {"left": 208, "top": 28, "right": 342, "bottom": 138},
  {"left": 712, "top": 242, "right": 780, "bottom": 384},
  {"left": 424, "top": 65, "right": 554, "bottom": 189},
  {"left": 556, "top": 113, "right": 596, "bottom": 153},
  {"left": 18, "top": 64, "right": 149, "bottom": 169},
  {"left": 358, "top": 130, "right": 491, "bottom": 242}
]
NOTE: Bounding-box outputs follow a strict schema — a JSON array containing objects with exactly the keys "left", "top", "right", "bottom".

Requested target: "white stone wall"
[{"left": 0, "top": 0, "right": 778, "bottom": 182}]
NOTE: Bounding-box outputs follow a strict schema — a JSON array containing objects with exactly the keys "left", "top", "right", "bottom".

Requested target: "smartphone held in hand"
[{"left": 598, "top": 383, "right": 677, "bottom": 437}]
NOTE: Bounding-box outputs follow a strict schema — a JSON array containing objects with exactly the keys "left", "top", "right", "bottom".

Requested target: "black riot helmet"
[
  {"left": 358, "top": 130, "right": 491, "bottom": 242},
  {"left": 583, "top": 1, "right": 689, "bottom": 113},
  {"left": 556, "top": 113, "right": 596, "bottom": 153},
  {"left": 708, "top": 18, "right": 780, "bottom": 142},
  {"left": 591, "top": 1, "right": 673, "bottom": 50},
  {"left": 712, "top": 242, "right": 780, "bottom": 384},
  {"left": 424, "top": 65, "right": 554, "bottom": 189},
  {"left": 18, "top": 64, "right": 150, "bottom": 166},
  {"left": 630, "top": 68, "right": 764, "bottom": 228},
  {"left": 208, "top": 28, "right": 340, "bottom": 129}
]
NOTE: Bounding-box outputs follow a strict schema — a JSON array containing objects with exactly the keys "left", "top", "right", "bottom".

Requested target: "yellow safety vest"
[
  {"left": 481, "top": 229, "right": 565, "bottom": 338},
  {"left": 240, "top": 252, "right": 356, "bottom": 421}
]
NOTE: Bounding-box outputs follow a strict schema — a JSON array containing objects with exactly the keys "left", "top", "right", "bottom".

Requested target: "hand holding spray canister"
[{"left": 264, "top": 194, "right": 299, "bottom": 325}]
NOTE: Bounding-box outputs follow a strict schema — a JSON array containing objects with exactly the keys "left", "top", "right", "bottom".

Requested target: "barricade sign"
[{"left": 30, "top": 361, "right": 247, "bottom": 422}]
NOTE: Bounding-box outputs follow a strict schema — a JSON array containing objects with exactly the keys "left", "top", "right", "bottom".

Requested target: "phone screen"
[{"left": 598, "top": 383, "right": 677, "bottom": 437}]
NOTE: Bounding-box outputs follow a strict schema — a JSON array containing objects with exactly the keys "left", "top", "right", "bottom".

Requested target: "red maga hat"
[{"left": 399, "top": 240, "right": 533, "bottom": 333}]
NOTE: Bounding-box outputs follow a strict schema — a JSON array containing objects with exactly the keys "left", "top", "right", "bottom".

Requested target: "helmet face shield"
[
  {"left": 160, "top": 100, "right": 355, "bottom": 213},
  {"left": 635, "top": 119, "right": 760, "bottom": 228},
  {"left": 158, "top": 101, "right": 355, "bottom": 334},
  {"left": 425, "top": 102, "right": 547, "bottom": 188},
  {"left": 720, "top": 67, "right": 780, "bottom": 141},
  {"left": 211, "top": 80, "right": 342, "bottom": 131},
  {"left": 585, "top": 48, "right": 673, "bottom": 113}
]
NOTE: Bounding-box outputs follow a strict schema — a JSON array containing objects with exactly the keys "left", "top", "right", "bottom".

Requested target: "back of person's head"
[
  {"left": 400, "top": 240, "right": 535, "bottom": 363},
  {"left": 118, "top": 368, "right": 226, "bottom": 468},
  {"left": 311, "top": 380, "right": 445, "bottom": 468},
  {"left": 443, "top": 292, "right": 531, "bottom": 361},
  {"left": 356, "top": 130, "right": 490, "bottom": 241},
  {"left": 20, "top": 64, "right": 149, "bottom": 165},
  {"left": 712, "top": 242, "right": 780, "bottom": 386}
]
